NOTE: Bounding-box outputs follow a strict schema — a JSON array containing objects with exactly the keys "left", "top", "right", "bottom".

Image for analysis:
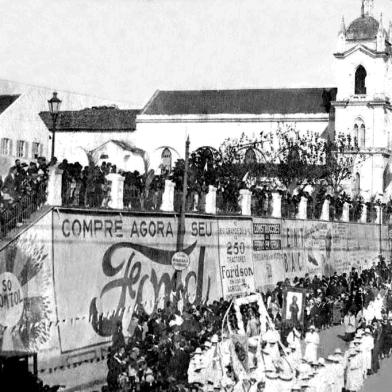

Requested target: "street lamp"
[{"left": 47, "top": 91, "right": 62, "bottom": 160}]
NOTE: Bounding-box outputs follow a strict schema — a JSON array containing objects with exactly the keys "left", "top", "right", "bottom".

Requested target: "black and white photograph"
[
  {"left": 2, "top": 0, "right": 392, "bottom": 391},
  {"left": 282, "top": 287, "right": 306, "bottom": 327}
]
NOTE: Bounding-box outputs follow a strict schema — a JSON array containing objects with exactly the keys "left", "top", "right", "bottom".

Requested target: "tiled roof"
[
  {"left": 142, "top": 88, "right": 337, "bottom": 116},
  {"left": 346, "top": 16, "right": 379, "bottom": 41},
  {"left": 0, "top": 95, "right": 20, "bottom": 115},
  {"left": 39, "top": 106, "right": 140, "bottom": 132}
]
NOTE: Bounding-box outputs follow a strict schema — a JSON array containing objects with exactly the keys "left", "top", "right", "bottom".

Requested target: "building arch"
[
  {"left": 355, "top": 65, "right": 367, "bottom": 95},
  {"left": 161, "top": 147, "right": 172, "bottom": 171}
]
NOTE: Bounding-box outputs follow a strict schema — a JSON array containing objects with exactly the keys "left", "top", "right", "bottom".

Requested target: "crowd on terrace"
[
  {"left": 0, "top": 157, "right": 49, "bottom": 237},
  {"left": 1, "top": 154, "right": 391, "bottom": 239},
  {"left": 102, "top": 257, "right": 392, "bottom": 392}
]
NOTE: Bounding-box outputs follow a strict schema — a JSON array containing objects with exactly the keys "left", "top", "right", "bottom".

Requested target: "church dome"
[{"left": 346, "top": 16, "right": 379, "bottom": 40}]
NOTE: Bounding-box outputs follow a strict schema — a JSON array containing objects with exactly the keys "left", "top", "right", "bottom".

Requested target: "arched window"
[
  {"left": 353, "top": 118, "right": 365, "bottom": 149},
  {"left": 244, "top": 148, "right": 257, "bottom": 164},
  {"left": 359, "top": 124, "right": 366, "bottom": 148},
  {"left": 353, "top": 124, "right": 359, "bottom": 144},
  {"left": 355, "top": 65, "right": 367, "bottom": 95},
  {"left": 161, "top": 148, "right": 172, "bottom": 171},
  {"left": 353, "top": 172, "right": 361, "bottom": 194}
]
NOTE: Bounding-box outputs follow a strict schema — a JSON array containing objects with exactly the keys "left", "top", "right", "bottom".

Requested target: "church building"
[{"left": 136, "top": 0, "right": 392, "bottom": 201}]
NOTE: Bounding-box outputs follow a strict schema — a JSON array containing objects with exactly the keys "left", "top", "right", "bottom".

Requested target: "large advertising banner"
[
  {"left": 217, "top": 218, "right": 254, "bottom": 298},
  {"left": 0, "top": 211, "right": 59, "bottom": 358},
  {"left": 52, "top": 212, "right": 221, "bottom": 353},
  {"left": 253, "top": 217, "right": 387, "bottom": 290},
  {"left": 252, "top": 219, "right": 281, "bottom": 289}
]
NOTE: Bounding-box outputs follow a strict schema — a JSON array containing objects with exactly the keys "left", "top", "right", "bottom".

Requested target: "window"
[
  {"left": 161, "top": 148, "right": 172, "bottom": 171},
  {"left": 355, "top": 65, "right": 367, "bottom": 95},
  {"left": 353, "top": 172, "right": 360, "bottom": 194},
  {"left": 359, "top": 124, "right": 366, "bottom": 148},
  {"left": 16, "top": 140, "right": 27, "bottom": 158},
  {"left": 353, "top": 119, "right": 365, "bottom": 149},
  {"left": 0, "top": 138, "right": 12, "bottom": 155},
  {"left": 244, "top": 148, "right": 257, "bottom": 164},
  {"left": 32, "top": 142, "right": 41, "bottom": 158}
]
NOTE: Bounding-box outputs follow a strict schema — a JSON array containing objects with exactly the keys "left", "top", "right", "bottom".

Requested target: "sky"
[{"left": 1, "top": 0, "right": 392, "bottom": 108}]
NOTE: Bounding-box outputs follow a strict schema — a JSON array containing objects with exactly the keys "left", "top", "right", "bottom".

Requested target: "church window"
[
  {"left": 359, "top": 124, "right": 366, "bottom": 148},
  {"left": 353, "top": 124, "right": 359, "bottom": 145},
  {"left": 353, "top": 119, "right": 365, "bottom": 149},
  {"left": 353, "top": 172, "right": 360, "bottom": 194},
  {"left": 161, "top": 148, "right": 172, "bottom": 171},
  {"left": 244, "top": 147, "right": 257, "bottom": 164},
  {"left": 355, "top": 66, "right": 367, "bottom": 95}
]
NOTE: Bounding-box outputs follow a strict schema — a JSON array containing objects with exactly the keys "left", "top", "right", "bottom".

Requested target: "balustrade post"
[
  {"left": 46, "top": 166, "right": 63, "bottom": 206},
  {"left": 239, "top": 189, "right": 252, "bottom": 216},
  {"left": 320, "top": 198, "right": 330, "bottom": 221},
  {"left": 271, "top": 192, "right": 282, "bottom": 218},
  {"left": 296, "top": 196, "right": 308, "bottom": 220},
  {"left": 106, "top": 173, "right": 125, "bottom": 210},
  {"left": 161, "top": 180, "right": 175, "bottom": 212},
  {"left": 341, "top": 202, "right": 350, "bottom": 222},
  {"left": 205, "top": 185, "right": 217, "bottom": 214}
]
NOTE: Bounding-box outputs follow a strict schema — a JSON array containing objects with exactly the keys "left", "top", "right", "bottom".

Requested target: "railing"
[{"left": 0, "top": 182, "right": 47, "bottom": 239}]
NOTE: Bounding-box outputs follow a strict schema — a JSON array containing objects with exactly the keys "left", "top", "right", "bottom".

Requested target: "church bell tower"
[{"left": 333, "top": 0, "right": 392, "bottom": 199}]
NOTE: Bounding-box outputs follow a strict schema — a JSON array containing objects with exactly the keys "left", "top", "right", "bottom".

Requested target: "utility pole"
[{"left": 175, "top": 135, "right": 190, "bottom": 290}]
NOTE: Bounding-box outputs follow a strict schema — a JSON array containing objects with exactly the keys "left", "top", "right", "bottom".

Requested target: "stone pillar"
[
  {"left": 106, "top": 173, "right": 125, "bottom": 209},
  {"left": 341, "top": 202, "right": 350, "bottom": 222},
  {"left": 320, "top": 198, "right": 330, "bottom": 221},
  {"left": 205, "top": 185, "right": 217, "bottom": 214},
  {"left": 161, "top": 180, "right": 175, "bottom": 212},
  {"left": 239, "top": 189, "right": 252, "bottom": 216},
  {"left": 360, "top": 203, "right": 367, "bottom": 223},
  {"left": 296, "top": 196, "right": 308, "bottom": 220},
  {"left": 271, "top": 192, "right": 282, "bottom": 218},
  {"left": 46, "top": 167, "right": 63, "bottom": 206}
]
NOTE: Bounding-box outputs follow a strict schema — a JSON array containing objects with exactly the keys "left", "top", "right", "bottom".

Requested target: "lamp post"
[{"left": 47, "top": 92, "right": 62, "bottom": 160}]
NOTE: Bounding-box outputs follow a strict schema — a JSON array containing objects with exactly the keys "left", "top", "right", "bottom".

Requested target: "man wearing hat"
[{"left": 304, "top": 326, "right": 319, "bottom": 363}]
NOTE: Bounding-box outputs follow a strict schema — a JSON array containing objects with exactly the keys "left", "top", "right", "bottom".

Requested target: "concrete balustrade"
[
  {"left": 161, "top": 180, "right": 175, "bottom": 212},
  {"left": 320, "top": 199, "right": 330, "bottom": 221},
  {"left": 47, "top": 167, "right": 63, "bottom": 206},
  {"left": 106, "top": 173, "right": 125, "bottom": 210},
  {"left": 341, "top": 202, "right": 350, "bottom": 222},
  {"left": 271, "top": 192, "right": 282, "bottom": 218},
  {"left": 239, "top": 189, "right": 252, "bottom": 216},
  {"left": 205, "top": 185, "right": 217, "bottom": 214},
  {"left": 296, "top": 196, "right": 308, "bottom": 220}
]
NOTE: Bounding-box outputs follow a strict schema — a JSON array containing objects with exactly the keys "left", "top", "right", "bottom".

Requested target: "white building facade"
[{"left": 135, "top": 0, "right": 392, "bottom": 201}]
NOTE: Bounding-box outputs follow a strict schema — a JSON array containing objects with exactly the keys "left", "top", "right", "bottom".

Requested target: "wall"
[
  {"left": 252, "top": 217, "right": 387, "bottom": 290},
  {"left": 0, "top": 208, "right": 389, "bottom": 368}
]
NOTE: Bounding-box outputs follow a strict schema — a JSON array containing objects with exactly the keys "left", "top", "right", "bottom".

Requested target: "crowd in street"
[
  {"left": 103, "top": 258, "right": 392, "bottom": 392},
  {"left": 0, "top": 158, "right": 49, "bottom": 237}
]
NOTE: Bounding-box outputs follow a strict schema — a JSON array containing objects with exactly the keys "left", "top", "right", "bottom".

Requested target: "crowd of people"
[
  {"left": 58, "top": 159, "right": 165, "bottom": 210},
  {"left": 0, "top": 158, "right": 49, "bottom": 238},
  {"left": 103, "top": 258, "right": 392, "bottom": 392}
]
